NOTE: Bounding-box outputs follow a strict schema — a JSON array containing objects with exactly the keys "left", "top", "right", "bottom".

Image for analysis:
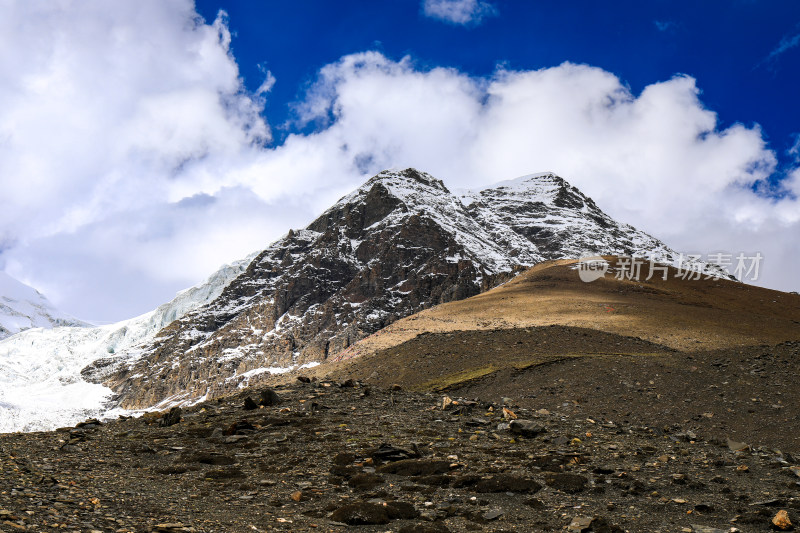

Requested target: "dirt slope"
[
  {"left": 303, "top": 258, "right": 800, "bottom": 453},
  {"left": 2, "top": 381, "right": 799, "bottom": 532},
  {"left": 331, "top": 257, "right": 800, "bottom": 360}
]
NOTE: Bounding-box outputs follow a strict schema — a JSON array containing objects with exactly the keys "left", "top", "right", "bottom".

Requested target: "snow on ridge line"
[
  {"left": 0, "top": 271, "right": 90, "bottom": 340},
  {"left": 317, "top": 169, "right": 543, "bottom": 274},
  {"left": 0, "top": 253, "right": 258, "bottom": 434}
]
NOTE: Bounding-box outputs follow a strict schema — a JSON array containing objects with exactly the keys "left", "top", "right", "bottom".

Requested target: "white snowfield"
[{"left": 0, "top": 255, "right": 255, "bottom": 433}]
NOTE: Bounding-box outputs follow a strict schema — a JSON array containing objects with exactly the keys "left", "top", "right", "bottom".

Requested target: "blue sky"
[
  {"left": 196, "top": 0, "right": 800, "bottom": 164},
  {"left": 0, "top": 0, "right": 799, "bottom": 322}
]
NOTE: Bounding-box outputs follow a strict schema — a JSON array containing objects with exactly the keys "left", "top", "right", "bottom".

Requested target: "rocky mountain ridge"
[{"left": 91, "top": 168, "right": 717, "bottom": 410}]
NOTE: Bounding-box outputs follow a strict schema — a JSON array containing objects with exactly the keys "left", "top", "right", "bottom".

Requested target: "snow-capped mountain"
[
  {"left": 458, "top": 172, "right": 677, "bottom": 261},
  {"left": 0, "top": 255, "right": 255, "bottom": 432},
  {"left": 95, "top": 168, "right": 715, "bottom": 410},
  {"left": 3, "top": 168, "right": 727, "bottom": 430},
  {"left": 0, "top": 272, "right": 89, "bottom": 340}
]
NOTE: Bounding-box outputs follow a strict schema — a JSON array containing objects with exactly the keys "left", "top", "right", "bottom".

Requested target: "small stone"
[
  {"left": 259, "top": 388, "right": 281, "bottom": 406},
  {"left": 544, "top": 472, "right": 587, "bottom": 493},
  {"left": 369, "top": 443, "right": 419, "bottom": 462},
  {"left": 333, "top": 452, "right": 357, "bottom": 465},
  {"left": 752, "top": 498, "right": 783, "bottom": 507},
  {"left": 772, "top": 510, "right": 792, "bottom": 530},
  {"left": 482, "top": 509, "right": 504, "bottom": 521},
  {"left": 675, "top": 431, "right": 697, "bottom": 442},
  {"left": 508, "top": 419, "right": 546, "bottom": 438},
  {"left": 391, "top": 384, "right": 403, "bottom": 391},
  {"left": 690, "top": 526, "right": 728, "bottom": 533},
  {"left": 75, "top": 418, "right": 102, "bottom": 428},
  {"left": 243, "top": 397, "right": 259, "bottom": 410},
  {"left": 297, "top": 376, "right": 311, "bottom": 383},
  {"left": 473, "top": 475, "right": 542, "bottom": 494},
  {"left": 330, "top": 502, "right": 389, "bottom": 525},
  {"left": 159, "top": 407, "right": 182, "bottom": 427},
  {"left": 441, "top": 396, "right": 453, "bottom": 410},
  {"left": 567, "top": 516, "right": 594, "bottom": 532},
  {"left": 385, "top": 501, "right": 419, "bottom": 519},
  {"left": 348, "top": 473, "right": 385, "bottom": 490},
  {"left": 223, "top": 420, "right": 256, "bottom": 436},
  {"left": 290, "top": 490, "right": 302, "bottom": 502},
  {"left": 376, "top": 459, "right": 451, "bottom": 476},
  {"left": 502, "top": 407, "right": 517, "bottom": 420},
  {"left": 727, "top": 438, "right": 749, "bottom": 452},
  {"left": 672, "top": 473, "right": 687, "bottom": 484},
  {"left": 736, "top": 465, "right": 749, "bottom": 473}
]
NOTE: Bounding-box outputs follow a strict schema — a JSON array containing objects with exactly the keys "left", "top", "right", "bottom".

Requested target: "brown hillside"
[
  {"left": 331, "top": 257, "right": 800, "bottom": 360},
  {"left": 306, "top": 258, "right": 800, "bottom": 452}
]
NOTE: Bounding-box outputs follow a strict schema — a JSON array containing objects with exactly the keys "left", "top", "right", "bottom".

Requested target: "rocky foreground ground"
[{"left": 1, "top": 378, "right": 798, "bottom": 532}]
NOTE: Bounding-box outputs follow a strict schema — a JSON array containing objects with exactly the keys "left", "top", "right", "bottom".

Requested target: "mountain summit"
[
  {"left": 0, "top": 272, "right": 89, "bottom": 340},
  {"left": 92, "top": 168, "right": 704, "bottom": 409}
]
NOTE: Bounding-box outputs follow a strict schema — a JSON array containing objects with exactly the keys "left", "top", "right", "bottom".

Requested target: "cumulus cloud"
[
  {"left": 273, "top": 53, "right": 800, "bottom": 294},
  {"left": 0, "top": 1, "right": 285, "bottom": 320},
  {"left": 1, "top": 2, "right": 798, "bottom": 322},
  {"left": 422, "top": 0, "right": 498, "bottom": 26}
]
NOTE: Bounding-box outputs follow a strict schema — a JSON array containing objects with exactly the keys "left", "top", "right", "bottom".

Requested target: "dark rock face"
[{"left": 96, "top": 168, "right": 688, "bottom": 409}]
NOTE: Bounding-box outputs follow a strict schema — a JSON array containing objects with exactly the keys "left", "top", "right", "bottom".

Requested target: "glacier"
[{"left": 0, "top": 254, "right": 255, "bottom": 433}]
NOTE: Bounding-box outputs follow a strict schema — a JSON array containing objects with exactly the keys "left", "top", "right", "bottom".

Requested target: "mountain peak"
[
  {"left": 369, "top": 167, "right": 449, "bottom": 193},
  {"left": 0, "top": 272, "right": 89, "bottom": 340}
]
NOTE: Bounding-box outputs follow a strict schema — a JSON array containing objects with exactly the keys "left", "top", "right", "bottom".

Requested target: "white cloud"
[
  {"left": 0, "top": 3, "right": 798, "bottom": 322},
  {"left": 0, "top": 1, "right": 282, "bottom": 320},
  {"left": 767, "top": 31, "right": 800, "bottom": 63},
  {"left": 422, "top": 0, "right": 498, "bottom": 26},
  {"left": 272, "top": 53, "right": 800, "bottom": 293}
]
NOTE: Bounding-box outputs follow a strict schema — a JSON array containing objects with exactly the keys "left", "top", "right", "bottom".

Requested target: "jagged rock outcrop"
[{"left": 92, "top": 168, "right": 709, "bottom": 409}]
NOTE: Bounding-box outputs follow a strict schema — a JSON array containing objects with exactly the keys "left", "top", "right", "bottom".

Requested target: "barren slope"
[
  {"left": 308, "top": 258, "right": 800, "bottom": 453},
  {"left": 331, "top": 257, "right": 800, "bottom": 362}
]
